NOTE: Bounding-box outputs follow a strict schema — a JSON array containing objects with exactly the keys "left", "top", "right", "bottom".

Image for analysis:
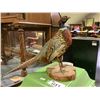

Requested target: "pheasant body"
[{"left": 37, "top": 28, "right": 68, "bottom": 63}]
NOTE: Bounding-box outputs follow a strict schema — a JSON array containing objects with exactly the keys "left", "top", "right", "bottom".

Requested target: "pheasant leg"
[{"left": 57, "top": 57, "right": 64, "bottom": 73}]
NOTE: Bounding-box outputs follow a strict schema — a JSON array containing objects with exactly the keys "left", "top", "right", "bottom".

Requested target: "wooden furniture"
[
  {"left": 1, "top": 13, "right": 61, "bottom": 78},
  {"left": 1, "top": 13, "right": 60, "bottom": 77},
  {"left": 51, "top": 13, "right": 60, "bottom": 37},
  {"left": 1, "top": 13, "right": 51, "bottom": 24}
]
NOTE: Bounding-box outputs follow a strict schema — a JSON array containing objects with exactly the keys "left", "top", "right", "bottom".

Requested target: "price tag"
[
  {"left": 40, "top": 77, "right": 46, "bottom": 81},
  {"left": 92, "top": 41, "right": 97, "bottom": 46},
  {"left": 47, "top": 80, "right": 65, "bottom": 87}
]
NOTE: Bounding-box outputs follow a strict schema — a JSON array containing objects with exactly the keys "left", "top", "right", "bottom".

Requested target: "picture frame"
[{"left": 85, "top": 18, "right": 94, "bottom": 27}]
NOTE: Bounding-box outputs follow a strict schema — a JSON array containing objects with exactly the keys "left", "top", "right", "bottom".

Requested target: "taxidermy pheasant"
[{"left": 4, "top": 16, "right": 72, "bottom": 76}]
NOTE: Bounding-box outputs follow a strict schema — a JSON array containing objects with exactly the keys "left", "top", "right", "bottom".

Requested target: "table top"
[{"left": 20, "top": 62, "right": 95, "bottom": 87}]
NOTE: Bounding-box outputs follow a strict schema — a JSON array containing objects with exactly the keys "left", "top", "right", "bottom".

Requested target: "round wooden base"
[{"left": 47, "top": 65, "right": 76, "bottom": 81}]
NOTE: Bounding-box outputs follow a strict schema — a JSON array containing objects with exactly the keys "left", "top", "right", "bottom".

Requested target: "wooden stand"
[
  {"left": 47, "top": 65, "right": 76, "bottom": 81},
  {"left": 1, "top": 28, "right": 9, "bottom": 65}
]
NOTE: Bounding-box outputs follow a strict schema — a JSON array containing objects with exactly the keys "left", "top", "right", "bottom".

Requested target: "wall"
[
  {"left": 60, "top": 13, "right": 100, "bottom": 24},
  {"left": 85, "top": 13, "right": 100, "bottom": 22}
]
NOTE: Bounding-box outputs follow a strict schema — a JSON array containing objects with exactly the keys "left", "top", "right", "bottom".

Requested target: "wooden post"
[
  {"left": 18, "top": 28, "right": 27, "bottom": 77},
  {"left": 49, "top": 26, "right": 51, "bottom": 39},
  {"left": 1, "top": 28, "right": 7, "bottom": 64}
]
